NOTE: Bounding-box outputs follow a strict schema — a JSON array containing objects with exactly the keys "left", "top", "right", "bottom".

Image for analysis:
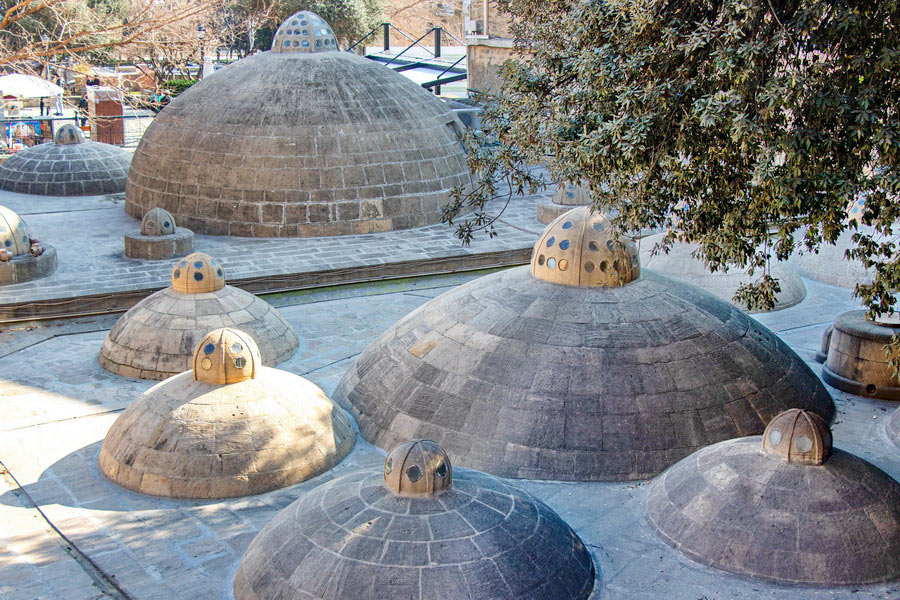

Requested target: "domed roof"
[
  {"left": 0, "top": 205, "right": 33, "bottom": 256},
  {"left": 99, "top": 253, "right": 297, "bottom": 380},
  {"left": 234, "top": 441, "right": 596, "bottom": 600},
  {"left": 193, "top": 328, "right": 260, "bottom": 384},
  {"left": 0, "top": 133, "right": 131, "bottom": 196},
  {"left": 272, "top": 11, "right": 338, "bottom": 53},
  {"left": 99, "top": 329, "right": 354, "bottom": 498},
  {"left": 641, "top": 233, "right": 807, "bottom": 312},
  {"left": 124, "top": 12, "right": 471, "bottom": 238},
  {"left": 54, "top": 123, "right": 84, "bottom": 145},
  {"left": 333, "top": 207, "right": 834, "bottom": 481},
  {"left": 384, "top": 439, "right": 452, "bottom": 497},
  {"left": 552, "top": 181, "right": 592, "bottom": 206},
  {"left": 171, "top": 251, "right": 224, "bottom": 293},
  {"left": 647, "top": 410, "right": 900, "bottom": 586},
  {"left": 761, "top": 408, "right": 831, "bottom": 465},
  {"left": 140, "top": 207, "right": 177, "bottom": 236},
  {"left": 532, "top": 207, "right": 639, "bottom": 286}
]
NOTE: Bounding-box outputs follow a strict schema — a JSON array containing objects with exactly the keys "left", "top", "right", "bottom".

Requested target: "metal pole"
[
  {"left": 383, "top": 23, "right": 390, "bottom": 52},
  {"left": 434, "top": 28, "right": 442, "bottom": 95}
]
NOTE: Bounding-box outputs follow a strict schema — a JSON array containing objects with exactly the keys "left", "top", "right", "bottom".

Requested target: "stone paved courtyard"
[{"left": 0, "top": 188, "right": 898, "bottom": 600}]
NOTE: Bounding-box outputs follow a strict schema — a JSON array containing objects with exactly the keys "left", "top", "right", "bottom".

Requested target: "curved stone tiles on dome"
[
  {"left": 333, "top": 208, "right": 835, "bottom": 481},
  {"left": 99, "top": 253, "right": 297, "bottom": 380},
  {"left": 0, "top": 127, "right": 131, "bottom": 196},
  {"left": 125, "top": 13, "right": 471, "bottom": 238},
  {"left": 234, "top": 441, "right": 595, "bottom": 599},
  {"left": 640, "top": 233, "right": 806, "bottom": 312},
  {"left": 100, "top": 328, "right": 354, "bottom": 498},
  {"left": 646, "top": 410, "right": 900, "bottom": 586}
]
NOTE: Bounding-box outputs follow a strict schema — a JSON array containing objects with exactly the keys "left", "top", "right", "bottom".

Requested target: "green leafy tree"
[{"left": 446, "top": 0, "right": 899, "bottom": 367}]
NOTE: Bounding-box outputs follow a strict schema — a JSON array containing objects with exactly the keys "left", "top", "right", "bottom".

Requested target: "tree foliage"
[
  {"left": 446, "top": 0, "right": 899, "bottom": 325},
  {"left": 0, "top": 0, "right": 223, "bottom": 69}
]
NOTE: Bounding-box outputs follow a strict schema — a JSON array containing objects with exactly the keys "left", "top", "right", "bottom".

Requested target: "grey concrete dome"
[
  {"left": 234, "top": 442, "right": 596, "bottom": 600},
  {"left": 125, "top": 13, "right": 471, "bottom": 238},
  {"left": 333, "top": 208, "right": 835, "bottom": 481},
  {"left": 646, "top": 411, "right": 900, "bottom": 586},
  {"left": 0, "top": 128, "right": 131, "bottom": 196},
  {"left": 99, "top": 253, "right": 298, "bottom": 380}
]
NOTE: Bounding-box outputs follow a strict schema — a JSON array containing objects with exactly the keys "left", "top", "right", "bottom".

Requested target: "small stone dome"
[
  {"left": 140, "top": 207, "right": 177, "bottom": 236},
  {"left": 0, "top": 130, "right": 131, "bottom": 196},
  {"left": 124, "top": 12, "right": 470, "bottom": 238},
  {"left": 234, "top": 442, "right": 596, "bottom": 600},
  {"left": 761, "top": 408, "right": 831, "bottom": 465},
  {"left": 821, "top": 310, "right": 900, "bottom": 400},
  {"left": 553, "top": 181, "right": 592, "bottom": 206},
  {"left": 384, "top": 439, "right": 452, "bottom": 497},
  {"left": 99, "top": 328, "right": 354, "bottom": 498},
  {"left": 99, "top": 253, "right": 297, "bottom": 380},
  {"left": 0, "top": 205, "right": 33, "bottom": 256},
  {"left": 272, "top": 11, "right": 338, "bottom": 53},
  {"left": 647, "top": 409, "right": 900, "bottom": 586},
  {"left": 531, "top": 206, "right": 639, "bottom": 287},
  {"left": 640, "top": 233, "right": 808, "bottom": 312},
  {"left": 54, "top": 124, "right": 84, "bottom": 145},
  {"left": 192, "top": 328, "right": 260, "bottom": 385},
  {"left": 171, "top": 252, "right": 225, "bottom": 294}
]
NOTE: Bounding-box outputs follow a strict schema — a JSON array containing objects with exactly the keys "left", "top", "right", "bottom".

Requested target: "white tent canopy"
[{"left": 0, "top": 74, "right": 64, "bottom": 98}]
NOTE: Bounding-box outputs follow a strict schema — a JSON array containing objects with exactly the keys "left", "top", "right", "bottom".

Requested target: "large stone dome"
[
  {"left": 0, "top": 124, "right": 131, "bottom": 196},
  {"left": 99, "top": 252, "right": 298, "bottom": 379},
  {"left": 234, "top": 440, "right": 596, "bottom": 599},
  {"left": 333, "top": 206, "right": 835, "bottom": 481},
  {"left": 646, "top": 410, "right": 900, "bottom": 585},
  {"left": 124, "top": 12, "right": 471, "bottom": 238},
  {"left": 100, "top": 328, "right": 354, "bottom": 498}
]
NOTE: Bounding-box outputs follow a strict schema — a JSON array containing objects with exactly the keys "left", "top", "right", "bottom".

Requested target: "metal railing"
[{"left": 345, "top": 23, "right": 466, "bottom": 95}]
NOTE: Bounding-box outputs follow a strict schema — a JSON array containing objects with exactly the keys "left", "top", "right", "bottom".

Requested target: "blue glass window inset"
[
  {"left": 163, "top": 221, "right": 170, "bottom": 228},
  {"left": 547, "top": 257, "right": 557, "bottom": 269},
  {"left": 560, "top": 240, "right": 570, "bottom": 250},
  {"left": 284, "top": 41, "right": 291, "bottom": 47},
  {"left": 217, "top": 269, "right": 223, "bottom": 277},
  {"left": 194, "top": 261, "right": 203, "bottom": 268},
  {"left": 546, "top": 236, "right": 555, "bottom": 247},
  {"left": 301, "top": 40, "right": 309, "bottom": 47},
  {"left": 562, "top": 221, "right": 573, "bottom": 229},
  {"left": 204, "top": 343, "right": 215, "bottom": 354},
  {"left": 194, "top": 272, "right": 204, "bottom": 281},
  {"left": 173, "top": 269, "right": 180, "bottom": 279}
]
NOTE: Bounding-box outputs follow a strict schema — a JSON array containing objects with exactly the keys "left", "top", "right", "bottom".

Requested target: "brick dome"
[{"left": 125, "top": 13, "right": 471, "bottom": 237}]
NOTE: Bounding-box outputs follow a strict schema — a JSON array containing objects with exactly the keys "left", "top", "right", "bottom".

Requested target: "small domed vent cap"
[
  {"left": 140, "top": 207, "right": 177, "bottom": 236},
  {"left": 271, "top": 11, "right": 339, "bottom": 54},
  {"left": 170, "top": 251, "right": 225, "bottom": 294},
  {"left": 762, "top": 408, "right": 832, "bottom": 465},
  {"left": 531, "top": 205, "right": 640, "bottom": 287},
  {"left": 54, "top": 124, "right": 85, "bottom": 145},
  {"left": 192, "top": 328, "right": 261, "bottom": 385},
  {"left": 384, "top": 439, "right": 452, "bottom": 497}
]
